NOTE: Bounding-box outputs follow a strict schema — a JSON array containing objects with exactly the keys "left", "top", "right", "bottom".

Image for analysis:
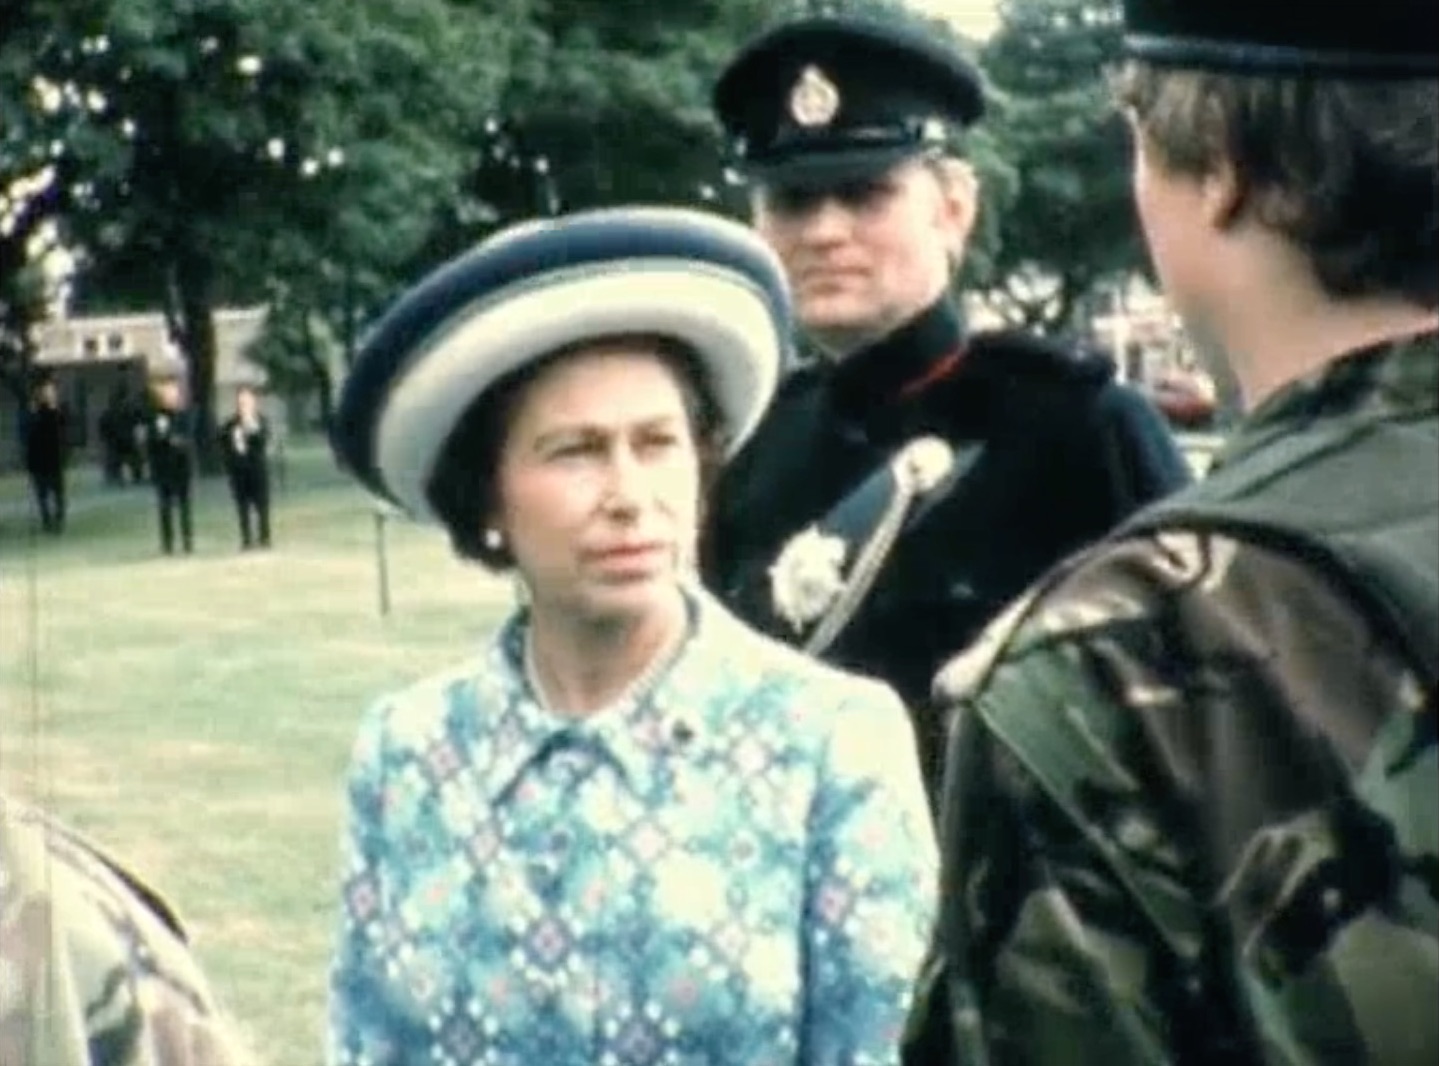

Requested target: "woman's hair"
[
  {"left": 1112, "top": 60, "right": 1439, "bottom": 306},
  {"left": 425, "top": 334, "right": 728, "bottom": 570}
]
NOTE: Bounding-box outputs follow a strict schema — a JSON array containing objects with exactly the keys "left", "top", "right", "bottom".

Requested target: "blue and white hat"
[{"left": 330, "top": 206, "right": 793, "bottom": 523}]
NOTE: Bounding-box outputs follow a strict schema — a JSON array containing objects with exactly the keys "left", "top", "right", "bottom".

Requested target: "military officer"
[
  {"left": 904, "top": 0, "right": 1438, "bottom": 1062},
  {"left": 701, "top": 13, "right": 1192, "bottom": 795}
]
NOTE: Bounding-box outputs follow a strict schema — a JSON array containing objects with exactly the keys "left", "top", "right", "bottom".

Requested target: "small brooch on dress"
[{"left": 768, "top": 526, "right": 849, "bottom": 636}]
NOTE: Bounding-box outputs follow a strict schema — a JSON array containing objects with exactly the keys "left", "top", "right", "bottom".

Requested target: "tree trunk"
[
  {"left": 172, "top": 249, "right": 223, "bottom": 475},
  {"left": 301, "top": 313, "right": 335, "bottom": 430}
]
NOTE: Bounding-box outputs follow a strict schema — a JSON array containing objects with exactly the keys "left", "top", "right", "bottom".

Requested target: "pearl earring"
[{"left": 483, "top": 528, "right": 504, "bottom": 550}]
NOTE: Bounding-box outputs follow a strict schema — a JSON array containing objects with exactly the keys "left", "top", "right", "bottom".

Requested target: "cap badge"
[{"left": 789, "top": 65, "right": 841, "bottom": 128}]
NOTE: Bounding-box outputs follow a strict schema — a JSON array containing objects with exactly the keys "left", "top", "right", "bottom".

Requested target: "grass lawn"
[{"left": 0, "top": 440, "right": 515, "bottom": 1065}]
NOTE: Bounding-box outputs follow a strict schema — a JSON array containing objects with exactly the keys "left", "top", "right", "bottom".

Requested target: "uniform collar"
[
  {"left": 1211, "top": 327, "right": 1439, "bottom": 473},
  {"left": 473, "top": 583, "right": 752, "bottom": 805},
  {"left": 828, "top": 296, "right": 966, "bottom": 420}
]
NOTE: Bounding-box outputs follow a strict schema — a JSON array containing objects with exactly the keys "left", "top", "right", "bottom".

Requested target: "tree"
[
  {"left": 27, "top": 0, "right": 523, "bottom": 470},
  {"left": 974, "top": 0, "right": 1145, "bottom": 334},
  {"left": 0, "top": 0, "right": 109, "bottom": 400}
]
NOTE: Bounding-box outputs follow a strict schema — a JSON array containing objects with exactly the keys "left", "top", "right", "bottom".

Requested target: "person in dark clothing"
[
  {"left": 218, "top": 385, "right": 272, "bottom": 550},
  {"left": 701, "top": 14, "right": 1194, "bottom": 798},
  {"left": 99, "top": 388, "right": 127, "bottom": 487},
  {"left": 143, "top": 377, "right": 194, "bottom": 555},
  {"left": 100, "top": 385, "right": 148, "bottom": 485},
  {"left": 22, "top": 379, "right": 69, "bottom": 534}
]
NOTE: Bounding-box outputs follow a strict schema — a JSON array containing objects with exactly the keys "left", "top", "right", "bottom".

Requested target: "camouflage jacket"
[
  {"left": 903, "top": 331, "right": 1439, "bottom": 1066},
  {"left": 0, "top": 795, "right": 251, "bottom": 1066}
]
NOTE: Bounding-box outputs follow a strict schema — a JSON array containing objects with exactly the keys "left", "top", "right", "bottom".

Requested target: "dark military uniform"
[
  {"left": 144, "top": 403, "right": 195, "bottom": 554},
  {"left": 702, "top": 299, "right": 1190, "bottom": 786},
  {"left": 702, "top": 15, "right": 1192, "bottom": 793},
  {"left": 218, "top": 411, "right": 271, "bottom": 550},
  {"left": 22, "top": 389, "right": 69, "bottom": 534}
]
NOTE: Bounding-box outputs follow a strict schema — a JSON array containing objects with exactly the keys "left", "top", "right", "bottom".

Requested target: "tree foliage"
[{"left": 974, "top": 0, "right": 1144, "bottom": 333}]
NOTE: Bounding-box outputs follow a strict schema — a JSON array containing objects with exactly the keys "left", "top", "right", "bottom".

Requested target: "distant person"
[
  {"left": 218, "top": 386, "right": 272, "bottom": 551},
  {"left": 121, "top": 388, "right": 148, "bottom": 484},
  {"left": 99, "top": 387, "right": 128, "bottom": 487},
  {"left": 22, "top": 379, "right": 69, "bottom": 535},
  {"left": 143, "top": 378, "right": 195, "bottom": 555},
  {"left": 100, "top": 384, "right": 148, "bottom": 486},
  {"left": 0, "top": 792, "right": 255, "bottom": 1065}
]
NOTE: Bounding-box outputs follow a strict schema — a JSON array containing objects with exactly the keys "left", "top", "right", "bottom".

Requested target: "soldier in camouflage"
[
  {"left": 0, "top": 795, "right": 253, "bottom": 1066},
  {"left": 903, "top": 0, "right": 1438, "bottom": 1063}
]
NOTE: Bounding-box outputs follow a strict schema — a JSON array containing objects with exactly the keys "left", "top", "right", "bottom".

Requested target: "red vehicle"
[{"left": 1147, "top": 367, "right": 1218, "bottom": 429}]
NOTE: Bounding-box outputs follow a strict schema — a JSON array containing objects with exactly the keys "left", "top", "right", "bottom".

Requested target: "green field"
[{"left": 0, "top": 442, "right": 513, "bottom": 1065}]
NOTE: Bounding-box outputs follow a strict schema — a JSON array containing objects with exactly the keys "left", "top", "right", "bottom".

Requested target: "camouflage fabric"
[
  {"left": 903, "top": 333, "right": 1439, "bottom": 1066},
  {"left": 0, "top": 795, "right": 253, "bottom": 1066}
]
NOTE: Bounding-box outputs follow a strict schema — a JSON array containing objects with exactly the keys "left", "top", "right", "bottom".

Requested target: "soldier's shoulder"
[
  {"left": 937, "top": 523, "right": 1395, "bottom": 706},
  {"left": 1, "top": 797, "right": 251, "bottom": 1064},
  {"left": 1, "top": 796, "right": 189, "bottom": 943}
]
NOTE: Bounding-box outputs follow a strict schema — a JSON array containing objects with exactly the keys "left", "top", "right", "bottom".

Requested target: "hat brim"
[
  {"left": 333, "top": 208, "right": 791, "bottom": 525},
  {"left": 742, "top": 143, "right": 927, "bottom": 191}
]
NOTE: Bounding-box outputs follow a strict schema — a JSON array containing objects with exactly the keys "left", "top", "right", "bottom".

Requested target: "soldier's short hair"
[{"left": 1112, "top": 65, "right": 1438, "bottom": 307}]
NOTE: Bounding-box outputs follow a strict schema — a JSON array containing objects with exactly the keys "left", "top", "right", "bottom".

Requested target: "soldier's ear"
[{"left": 1201, "top": 154, "right": 1245, "bottom": 233}]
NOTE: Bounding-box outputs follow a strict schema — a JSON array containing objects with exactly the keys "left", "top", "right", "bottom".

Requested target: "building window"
[
  {"left": 106, "top": 332, "right": 127, "bottom": 355},
  {"left": 80, "top": 336, "right": 100, "bottom": 358}
]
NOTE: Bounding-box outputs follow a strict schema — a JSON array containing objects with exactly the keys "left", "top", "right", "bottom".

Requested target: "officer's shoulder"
[
  {"left": 967, "top": 328, "right": 1117, "bottom": 390},
  {"left": 1, "top": 797, "right": 188, "bottom": 941}
]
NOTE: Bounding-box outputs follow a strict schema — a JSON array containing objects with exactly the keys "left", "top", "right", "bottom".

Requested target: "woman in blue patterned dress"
[{"left": 325, "top": 207, "right": 937, "bottom": 1065}]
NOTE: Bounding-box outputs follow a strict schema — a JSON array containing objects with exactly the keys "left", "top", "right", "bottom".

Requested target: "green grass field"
[{"left": 0, "top": 441, "right": 514, "bottom": 1065}]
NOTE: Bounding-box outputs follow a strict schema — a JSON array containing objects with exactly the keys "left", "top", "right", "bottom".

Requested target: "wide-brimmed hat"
[
  {"left": 330, "top": 206, "right": 793, "bottom": 523},
  {"left": 713, "top": 15, "right": 985, "bottom": 190}
]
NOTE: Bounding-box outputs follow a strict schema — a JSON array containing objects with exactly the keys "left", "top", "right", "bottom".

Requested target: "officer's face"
[
  {"left": 752, "top": 159, "right": 966, "bottom": 356},
  {"left": 492, "top": 344, "right": 702, "bottom": 625}
]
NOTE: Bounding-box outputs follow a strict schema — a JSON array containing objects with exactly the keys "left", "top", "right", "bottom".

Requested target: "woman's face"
[{"left": 491, "top": 341, "right": 704, "bottom": 624}]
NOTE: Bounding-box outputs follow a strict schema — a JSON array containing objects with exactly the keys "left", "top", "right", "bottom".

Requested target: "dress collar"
[{"left": 472, "top": 583, "right": 753, "bottom": 804}]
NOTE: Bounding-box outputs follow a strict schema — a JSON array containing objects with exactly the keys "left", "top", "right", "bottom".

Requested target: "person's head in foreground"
[
  {"left": 326, "top": 205, "right": 939, "bottom": 1064},
  {"left": 1112, "top": 0, "right": 1438, "bottom": 405},
  {"left": 713, "top": 13, "right": 986, "bottom": 358}
]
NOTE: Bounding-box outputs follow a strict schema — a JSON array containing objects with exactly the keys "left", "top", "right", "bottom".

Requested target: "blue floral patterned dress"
[{"left": 328, "top": 586, "right": 937, "bottom": 1065}]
